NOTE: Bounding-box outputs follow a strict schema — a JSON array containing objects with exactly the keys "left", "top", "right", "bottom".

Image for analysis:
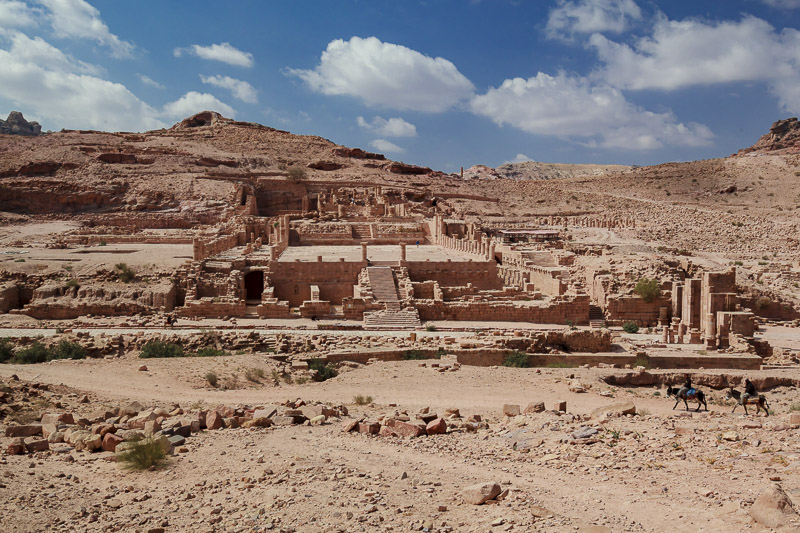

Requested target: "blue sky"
[{"left": 2, "top": 0, "right": 800, "bottom": 172}]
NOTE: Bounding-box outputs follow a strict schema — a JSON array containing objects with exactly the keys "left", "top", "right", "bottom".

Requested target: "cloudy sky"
[{"left": 2, "top": 0, "right": 800, "bottom": 171}]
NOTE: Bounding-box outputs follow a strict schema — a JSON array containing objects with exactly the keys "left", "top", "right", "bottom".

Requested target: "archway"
[{"left": 244, "top": 271, "right": 264, "bottom": 302}]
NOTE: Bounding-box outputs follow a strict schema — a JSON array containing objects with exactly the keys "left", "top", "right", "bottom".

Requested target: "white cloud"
[
  {"left": 470, "top": 72, "right": 713, "bottom": 150},
  {"left": 175, "top": 42, "right": 253, "bottom": 67},
  {"left": 356, "top": 115, "right": 417, "bottom": 137},
  {"left": 288, "top": 36, "right": 475, "bottom": 112},
  {"left": 38, "top": 0, "right": 134, "bottom": 58},
  {"left": 0, "top": 31, "right": 163, "bottom": 131},
  {"left": 200, "top": 74, "right": 257, "bottom": 103},
  {"left": 162, "top": 91, "right": 236, "bottom": 119},
  {"left": 590, "top": 15, "right": 800, "bottom": 113},
  {"left": 506, "top": 153, "right": 533, "bottom": 164},
  {"left": 762, "top": 0, "right": 800, "bottom": 8},
  {"left": 137, "top": 73, "right": 164, "bottom": 89},
  {"left": 0, "top": 0, "right": 41, "bottom": 29},
  {"left": 369, "top": 139, "right": 405, "bottom": 154},
  {"left": 546, "top": 0, "right": 641, "bottom": 39}
]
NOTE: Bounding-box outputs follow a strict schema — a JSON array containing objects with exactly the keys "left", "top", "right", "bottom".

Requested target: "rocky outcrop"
[
  {"left": 388, "top": 162, "right": 432, "bottom": 175},
  {"left": 308, "top": 161, "right": 344, "bottom": 171},
  {"left": 0, "top": 111, "right": 42, "bottom": 136},
  {"left": 171, "top": 110, "right": 229, "bottom": 129},
  {"left": 739, "top": 117, "right": 800, "bottom": 154},
  {"left": 332, "top": 147, "right": 385, "bottom": 160}
]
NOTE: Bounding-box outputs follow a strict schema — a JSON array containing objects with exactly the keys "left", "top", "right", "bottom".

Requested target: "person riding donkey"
[
  {"left": 678, "top": 374, "right": 696, "bottom": 399},
  {"left": 742, "top": 378, "right": 758, "bottom": 404}
]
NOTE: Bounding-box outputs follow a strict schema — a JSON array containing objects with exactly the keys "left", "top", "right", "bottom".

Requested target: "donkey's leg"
[
  {"left": 672, "top": 399, "right": 679, "bottom": 410},
  {"left": 731, "top": 404, "right": 738, "bottom": 414},
  {"left": 684, "top": 398, "right": 689, "bottom": 411}
]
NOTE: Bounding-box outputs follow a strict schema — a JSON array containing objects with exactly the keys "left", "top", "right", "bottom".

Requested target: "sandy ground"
[{"left": 2, "top": 354, "right": 800, "bottom": 532}]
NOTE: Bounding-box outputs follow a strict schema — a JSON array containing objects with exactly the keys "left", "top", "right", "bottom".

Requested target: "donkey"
[
  {"left": 666, "top": 385, "right": 708, "bottom": 412},
  {"left": 725, "top": 387, "right": 770, "bottom": 416}
]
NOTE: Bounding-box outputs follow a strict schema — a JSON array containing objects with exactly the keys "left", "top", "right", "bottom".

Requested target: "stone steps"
[
  {"left": 363, "top": 308, "right": 421, "bottom": 330},
  {"left": 367, "top": 267, "right": 400, "bottom": 303}
]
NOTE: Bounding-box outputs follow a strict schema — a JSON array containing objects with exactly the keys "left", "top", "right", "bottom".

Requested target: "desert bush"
[
  {"left": 308, "top": 359, "right": 338, "bottom": 381},
  {"left": 634, "top": 277, "right": 661, "bottom": 303},
  {"left": 425, "top": 324, "right": 437, "bottom": 332},
  {"left": 353, "top": 394, "right": 373, "bottom": 405},
  {"left": 633, "top": 356, "right": 651, "bottom": 369},
  {"left": 49, "top": 340, "right": 87, "bottom": 360},
  {"left": 287, "top": 166, "right": 306, "bottom": 182},
  {"left": 12, "top": 342, "right": 50, "bottom": 364},
  {"left": 503, "top": 350, "right": 531, "bottom": 368},
  {"left": 294, "top": 376, "right": 309, "bottom": 385},
  {"left": 546, "top": 361, "right": 575, "bottom": 368},
  {"left": 116, "top": 438, "right": 167, "bottom": 471},
  {"left": 756, "top": 296, "right": 772, "bottom": 310},
  {"left": 0, "top": 339, "right": 13, "bottom": 363},
  {"left": 204, "top": 371, "right": 218, "bottom": 387},
  {"left": 790, "top": 403, "right": 800, "bottom": 412},
  {"left": 64, "top": 279, "right": 80, "bottom": 290},
  {"left": 402, "top": 350, "right": 427, "bottom": 360},
  {"left": 139, "top": 339, "right": 184, "bottom": 358},
  {"left": 195, "top": 347, "right": 229, "bottom": 357},
  {"left": 115, "top": 262, "right": 136, "bottom": 283},
  {"left": 622, "top": 321, "right": 639, "bottom": 334},
  {"left": 245, "top": 367, "right": 265, "bottom": 383}
]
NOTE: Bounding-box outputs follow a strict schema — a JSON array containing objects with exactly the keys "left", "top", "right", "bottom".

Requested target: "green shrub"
[
  {"left": 756, "top": 296, "right": 772, "bottom": 310},
  {"left": 139, "top": 339, "right": 184, "bottom": 358},
  {"left": 98, "top": 240, "right": 107, "bottom": 246},
  {"left": 204, "top": 371, "right": 218, "bottom": 387},
  {"left": 425, "top": 324, "right": 437, "bottom": 332},
  {"left": 0, "top": 339, "right": 13, "bottom": 363},
  {"left": 634, "top": 277, "right": 661, "bottom": 303},
  {"left": 116, "top": 438, "right": 167, "bottom": 471},
  {"left": 115, "top": 262, "right": 136, "bottom": 283},
  {"left": 622, "top": 321, "right": 639, "bottom": 334},
  {"left": 633, "top": 356, "right": 651, "bottom": 369},
  {"left": 734, "top": 260, "right": 743, "bottom": 266},
  {"left": 12, "top": 342, "right": 50, "bottom": 364},
  {"left": 14, "top": 258, "right": 25, "bottom": 262},
  {"left": 49, "top": 340, "right": 87, "bottom": 360},
  {"left": 353, "top": 394, "right": 373, "bottom": 405},
  {"left": 402, "top": 350, "right": 427, "bottom": 360},
  {"left": 195, "top": 347, "right": 229, "bottom": 357},
  {"left": 546, "top": 361, "right": 575, "bottom": 368},
  {"left": 308, "top": 359, "right": 338, "bottom": 381},
  {"left": 503, "top": 350, "right": 531, "bottom": 368},
  {"left": 287, "top": 166, "right": 307, "bottom": 182},
  {"left": 245, "top": 367, "right": 265, "bottom": 383}
]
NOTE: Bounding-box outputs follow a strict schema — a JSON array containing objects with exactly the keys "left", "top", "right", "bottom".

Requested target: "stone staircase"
[
  {"left": 363, "top": 308, "right": 421, "bottom": 330},
  {"left": 367, "top": 267, "right": 400, "bottom": 304},
  {"left": 351, "top": 223, "right": 373, "bottom": 240},
  {"left": 589, "top": 305, "right": 605, "bottom": 328}
]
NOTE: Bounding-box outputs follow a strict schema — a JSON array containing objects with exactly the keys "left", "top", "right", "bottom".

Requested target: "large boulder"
[
  {"left": 463, "top": 482, "right": 501, "bottom": 505},
  {"left": 590, "top": 402, "right": 636, "bottom": 419},
  {"left": 750, "top": 484, "right": 799, "bottom": 529}
]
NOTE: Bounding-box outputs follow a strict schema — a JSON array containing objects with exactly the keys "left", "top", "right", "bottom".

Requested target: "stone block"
[
  {"left": 523, "top": 402, "right": 545, "bottom": 414},
  {"left": 426, "top": 418, "right": 447, "bottom": 435},
  {"left": 553, "top": 401, "right": 567, "bottom": 413},
  {"left": 5, "top": 425, "right": 42, "bottom": 438},
  {"left": 102, "top": 433, "right": 124, "bottom": 452},
  {"left": 463, "top": 482, "right": 501, "bottom": 505},
  {"left": 391, "top": 420, "right": 426, "bottom": 438},
  {"left": 502, "top": 404, "right": 521, "bottom": 417},
  {"left": 25, "top": 438, "right": 49, "bottom": 453},
  {"left": 41, "top": 412, "right": 74, "bottom": 425},
  {"left": 205, "top": 411, "right": 225, "bottom": 430}
]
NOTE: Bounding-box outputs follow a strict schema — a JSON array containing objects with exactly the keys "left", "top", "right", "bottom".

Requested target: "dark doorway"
[{"left": 244, "top": 271, "right": 264, "bottom": 302}]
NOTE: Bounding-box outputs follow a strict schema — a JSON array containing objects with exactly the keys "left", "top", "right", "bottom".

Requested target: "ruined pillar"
[
  {"left": 671, "top": 281, "right": 683, "bottom": 320},
  {"left": 658, "top": 306, "right": 669, "bottom": 327},
  {"left": 672, "top": 317, "right": 682, "bottom": 343},
  {"left": 400, "top": 243, "right": 407, "bottom": 262},
  {"left": 662, "top": 326, "right": 669, "bottom": 343},
  {"left": 361, "top": 242, "right": 368, "bottom": 262}
]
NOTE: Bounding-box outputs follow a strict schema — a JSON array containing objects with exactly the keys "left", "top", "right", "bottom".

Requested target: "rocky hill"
[
  {"left": 738, "top": 117, "right": 800, "bottom": 155},
  {"left": 495, "top": 161, "right": 631, "bottom": 180},
  {"left": 0, "top": 111, "right": 42, "bottom": 136}
]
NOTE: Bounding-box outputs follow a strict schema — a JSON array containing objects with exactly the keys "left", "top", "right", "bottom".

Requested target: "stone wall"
[
  {"left": 0, "top": 283, "right": 20, "bottom": 313},
  {"left": 606, "top": 295, "right": 672, "bottom": 326},
  {"left": 269, "top": 261, "right": 364, "bottom": 307},
  {"left": 414, "top": 294, "right": 589, "bottom": 324},
  {"left": 178, "top": 298, "right": 246, "bottom": 318},
  {"left": 406, "top": 260, "right": 501, "bottom": 289}
]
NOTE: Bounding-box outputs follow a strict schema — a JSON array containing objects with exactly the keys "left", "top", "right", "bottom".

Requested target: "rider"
[
  {"left": 678, "top": 374, "right": 695, "bottom": 398},
  {"left": 742, "top": 378, "right": 757, "bottom": 404}
]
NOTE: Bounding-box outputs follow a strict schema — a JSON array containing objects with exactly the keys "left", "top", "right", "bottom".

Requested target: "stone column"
[
  {"left": 662, "top": 326, "right": 669, "bottom": 343},
  {"left": 400, "top": 243, "right": 407, "bottom": 262},
  {"left": 361, "top": 242, "right": 368, "bottom": 262}
]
